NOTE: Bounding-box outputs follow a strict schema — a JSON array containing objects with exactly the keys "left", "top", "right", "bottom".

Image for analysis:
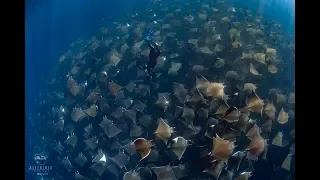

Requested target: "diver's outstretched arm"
[{"left": 145, "top": 28, "right": 156, "bottom": 49}]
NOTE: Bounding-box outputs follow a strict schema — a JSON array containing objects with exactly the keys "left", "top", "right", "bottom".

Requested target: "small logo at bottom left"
[{"left": 29, "top": 152, "right": 52, "bottom": 176}]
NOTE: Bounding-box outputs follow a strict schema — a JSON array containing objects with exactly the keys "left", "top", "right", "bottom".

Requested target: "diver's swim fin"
[{"left": 145, "top": 69, "right": 157, "bottom": 82}]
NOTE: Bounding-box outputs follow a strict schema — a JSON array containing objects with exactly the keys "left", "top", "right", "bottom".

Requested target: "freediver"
[{"left": 143, "top": 28, "right": 160, "bottom": 81}]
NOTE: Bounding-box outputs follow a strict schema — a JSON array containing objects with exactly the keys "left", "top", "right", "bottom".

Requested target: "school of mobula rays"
[{"left": 33, "top": 0, "right": 295, "bottom": 179}]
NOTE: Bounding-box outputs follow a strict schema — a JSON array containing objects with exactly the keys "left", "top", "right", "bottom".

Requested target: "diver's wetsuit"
[{"left": 145, "top": 39, "right": 160, "bottom": 80}]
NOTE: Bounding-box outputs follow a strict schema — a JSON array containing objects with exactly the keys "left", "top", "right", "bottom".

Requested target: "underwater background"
[{"left": 25, "top": 0, "right": 295, "bottom": 179}]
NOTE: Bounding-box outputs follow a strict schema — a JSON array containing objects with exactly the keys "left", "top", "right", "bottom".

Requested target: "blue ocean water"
[
  {"left": 25, "top": 0, "right": 149, "bottom": 156},
  {"left": 26, "top": 0, "right": 150, "bottom": 177},
  {"left": 25, "top": 0, "right": 294, "bottom": 179}
]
